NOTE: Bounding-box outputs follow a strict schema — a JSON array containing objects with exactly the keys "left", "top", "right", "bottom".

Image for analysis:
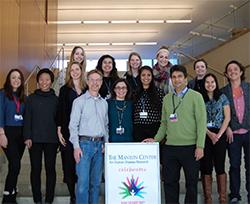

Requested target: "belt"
[{"left": 79, "top": 135, "right": 103, "bottom": 142}]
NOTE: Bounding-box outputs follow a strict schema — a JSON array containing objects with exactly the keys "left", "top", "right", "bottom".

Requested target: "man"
[
  {"left": 69, "top": 69, "right": 109, "bottom": 204},
  {"left": 145, "top": 65, "right": 207, "bottom": 204}
]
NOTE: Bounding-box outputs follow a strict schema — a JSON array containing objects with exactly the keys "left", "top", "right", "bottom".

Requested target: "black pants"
[
  {"left": 133, "top": 122, "right": 160, "bottom": 142},
  {"left": 2, "top": 126, "right": 25, "bottom": 195},
  {"left": 60, "top": 139, "right": 77, "bottom": 183},
  {"left": 29, "top": 143, "right": 58, "bottom": 203},
  {"left": 200, "top": 128, "right": 227, "bottom": 175},
  {"left": 162, "top": 145, "right": 200, "bottom": 204},
  {"left": 60, "top": 139, "right": 77, "bottom": 200}
]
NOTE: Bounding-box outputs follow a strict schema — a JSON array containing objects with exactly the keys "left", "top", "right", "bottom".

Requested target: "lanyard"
[
  {"left": 140, "top": 92, "right": 148, "bottom": 111},
  {"left": 104, "top": 79, "right": 111, "bottom": 94},
  {"left": 172, "top": 89, "right": 188, "bottom": 114},
  {"left": 13, "top": 95, "right": 21, "bottom": 114},
  {"left": 115, "top": 101, "right": 127, "bottom": 126},
  {"left": 132, "top": 76, "right": 138, "bottom": 87}
]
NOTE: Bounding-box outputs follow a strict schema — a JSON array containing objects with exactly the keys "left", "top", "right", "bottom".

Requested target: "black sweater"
[{"left": 23, "top": 89, "right": 58, "bottom": 143}]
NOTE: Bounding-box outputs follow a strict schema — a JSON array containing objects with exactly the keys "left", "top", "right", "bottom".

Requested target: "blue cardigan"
[
  {"left": 0, "top": 90, "right": 25, "bottom": 127},
  {"left": 221, "top": 81, "right": 250, "bottom": 131}
]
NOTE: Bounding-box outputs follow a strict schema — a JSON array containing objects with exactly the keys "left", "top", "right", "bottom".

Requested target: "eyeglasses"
[{"left": 115, "top": 86, "right": 127, "bottom": 91}]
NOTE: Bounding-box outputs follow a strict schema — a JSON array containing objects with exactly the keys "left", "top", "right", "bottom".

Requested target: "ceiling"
[{"left": 56, "top": 0, "right": 250, "bottom": 60}]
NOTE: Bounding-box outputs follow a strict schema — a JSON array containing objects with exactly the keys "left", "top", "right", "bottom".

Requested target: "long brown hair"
[
  {"left": 69, "top": 46, "right": 86, "bottom": 72},
  {"left": 127, "top": 52, "right": 142, "bottom": 75},
  {"left": 3, "top": 69, "right": 25, "bottom": 102},
  {"left": 65, "top": 61, "right": 86, "bottom": 90}
]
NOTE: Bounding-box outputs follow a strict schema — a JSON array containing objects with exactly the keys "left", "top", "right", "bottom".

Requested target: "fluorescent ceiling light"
[
  {"left": 59, "top": 42, "right": 157, "bottom": 46},
  {"left": 135, "top": 42, "right": 157, "bottom": 45},
  {"left": 50, "top": 21, "right": 82, "bottom": 24},
  {"left": 112, "top": 42, "right": 134, "bottom": 46},
  {"left": 55, "top": 19, "right": 192, "bottom": 24},
  {"left": 166, "top": 19, "right": 192, "bottom": 23},
  {"left": 58, "top": 43, "right": 87, "bottom": 46},
  {"left": 138, "top": 20, "right": 164, "bottom": 23},
  {"left": 83, "top": 20, "right": 109, "bottom": 24},
  {"left": 88, "top": 43, "right": 110, "bottom": 46},
  {"left": 111, "top": 20, "right": 137, "bottom": 24}
]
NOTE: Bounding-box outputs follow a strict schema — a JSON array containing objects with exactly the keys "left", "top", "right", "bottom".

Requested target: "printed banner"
[{"left": 105, "top": 143, "right": 161, "bottom": 204}]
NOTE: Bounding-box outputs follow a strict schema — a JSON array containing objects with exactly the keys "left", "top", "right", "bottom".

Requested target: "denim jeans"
[
  {"left": 228, "top": 131, "right": 249, "bottom": 201},
  {"left": 76, "top": 140, "right": 103, "bottom": 204}
]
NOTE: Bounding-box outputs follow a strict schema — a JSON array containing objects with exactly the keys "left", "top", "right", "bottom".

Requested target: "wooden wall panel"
[
  {"left": 0, "top": 0, "right": 57, "bottom": 89},
  {"left": 0, "top": 0, "right": 20, "bottom": 87}
]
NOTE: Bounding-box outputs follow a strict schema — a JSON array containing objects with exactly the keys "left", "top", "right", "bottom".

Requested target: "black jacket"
[
  {"left": 57, "top": 85, "right": 85, "bottom": 140},
  {"left": 23, "top": 89, "right": 58, "bottom": 143}
]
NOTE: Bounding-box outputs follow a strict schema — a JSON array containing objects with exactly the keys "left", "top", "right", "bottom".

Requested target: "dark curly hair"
[{"left": 96, "top": 54, "right": 119, "bottom": 81}]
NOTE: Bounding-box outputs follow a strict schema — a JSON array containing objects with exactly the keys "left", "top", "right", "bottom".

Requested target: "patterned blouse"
[
  {"left": 133, "top": 88, "right": 164, "bottom": 125},
  {"left": 206, "top": 93, "right": 229, "bottom": 129}
]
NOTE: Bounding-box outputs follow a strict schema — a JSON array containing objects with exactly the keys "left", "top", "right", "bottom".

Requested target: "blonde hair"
[
  {"left": 65, "top": 61, "right": 86, "bottom": 89},
  {"left": 156, "top": 45, "right": 169, "bottom": 58}
]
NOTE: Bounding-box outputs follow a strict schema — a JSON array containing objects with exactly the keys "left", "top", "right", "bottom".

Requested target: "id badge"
[
  {"left": 139, "top": 111, "right": 148, "bottom": 119},
  {"left": 207, "top": 121, "right": 213, "bottom": 128},
  {"left": 14, "top": 114, "right": 23, "bottom": 121},
  {"left": 116, "top": 126, "right": 125, "bottom": 135},
  {"left": 169, "top": 113, "right": 178, "bottom": 122},
  {"left": 105, "top": 93, "right": 111, "bottom": 100}
]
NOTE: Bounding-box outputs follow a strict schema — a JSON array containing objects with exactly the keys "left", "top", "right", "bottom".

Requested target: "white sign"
[{"left": 105, "top": 143, "right": 161, "bottom": 204}]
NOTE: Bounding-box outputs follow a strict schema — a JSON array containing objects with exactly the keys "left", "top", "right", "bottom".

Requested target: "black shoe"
[
  {"left": 2, "top": 191, "right": 17, "bottom": 204},
  {"left": 70, "top": 197, "right": 76, "bottom": 204}
]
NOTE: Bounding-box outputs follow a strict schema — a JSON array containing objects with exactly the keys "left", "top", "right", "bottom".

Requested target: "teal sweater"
[{"left": 154, "top": 89, "right": 207, "bottom": 148}]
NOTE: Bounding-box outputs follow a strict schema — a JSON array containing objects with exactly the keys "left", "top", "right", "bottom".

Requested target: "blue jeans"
[
  {"left": 228, "top": 131, "right": 249, "bottom": 201},
  {"left": 76, "top": 140, "right": 103, "bottom": 204}
]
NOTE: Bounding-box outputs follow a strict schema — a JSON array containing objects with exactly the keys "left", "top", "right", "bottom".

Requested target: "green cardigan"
[{"left": 154, "top": 89, "right": 207, "bottom": 148}]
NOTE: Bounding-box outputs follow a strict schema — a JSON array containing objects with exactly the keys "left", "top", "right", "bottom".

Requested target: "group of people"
[{"left": 0, "top": 45, "right": 249, "bottom": 204}]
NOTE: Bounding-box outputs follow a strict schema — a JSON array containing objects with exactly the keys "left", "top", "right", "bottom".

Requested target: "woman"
[
  {"left": 221, "top": 60, "right": 250, "bottom": 203},
  {"left": 59, "top": 46, "right": 86, "bottom": 87},
  {"left": 108, "top": 78, "right": 133, "bottom": 142},
  {"left": 69, "top": 46, "right": 86, "bottom": 72},
  {"left": 153, "top": 46, "right": 173, "bottom": 94},
  {"left": 133, "top": 65, "right": 164, "bottom": 142},
  {"left": 124, "top": 52, "right": 142, "bottom": 91},
  {"left": 24, "top": 69, "right": 58, "bottom": 204},
  {"left": 96, "top": 54, "right": 119, "bottom": 99},
  {"left": 57, "top": 61, "right": 86, "bottom": 204},
  {"left": 200, "top": 73, "right": 230, "bottom": 204},
  {"left": 188, "top": 58, "right": 208, "bottom": 93},
  {"left": 0, "top": 69, "right": 26, "bottom": 203}
]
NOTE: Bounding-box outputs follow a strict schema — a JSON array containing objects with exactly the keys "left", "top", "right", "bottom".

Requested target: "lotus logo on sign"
[{"left": 119, "top": 175, "right": 146, "bottom": 199}]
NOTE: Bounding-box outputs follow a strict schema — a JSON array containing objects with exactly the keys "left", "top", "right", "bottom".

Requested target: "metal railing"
[
  {"left": 172, "top": 49, "right": 227, "bottom": 86},
  {"left": 24, "top": 47, "right": 65, "bottom": 95},
  {"left": 24, "top": 65, "right": 40, "bottom": 96}
]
